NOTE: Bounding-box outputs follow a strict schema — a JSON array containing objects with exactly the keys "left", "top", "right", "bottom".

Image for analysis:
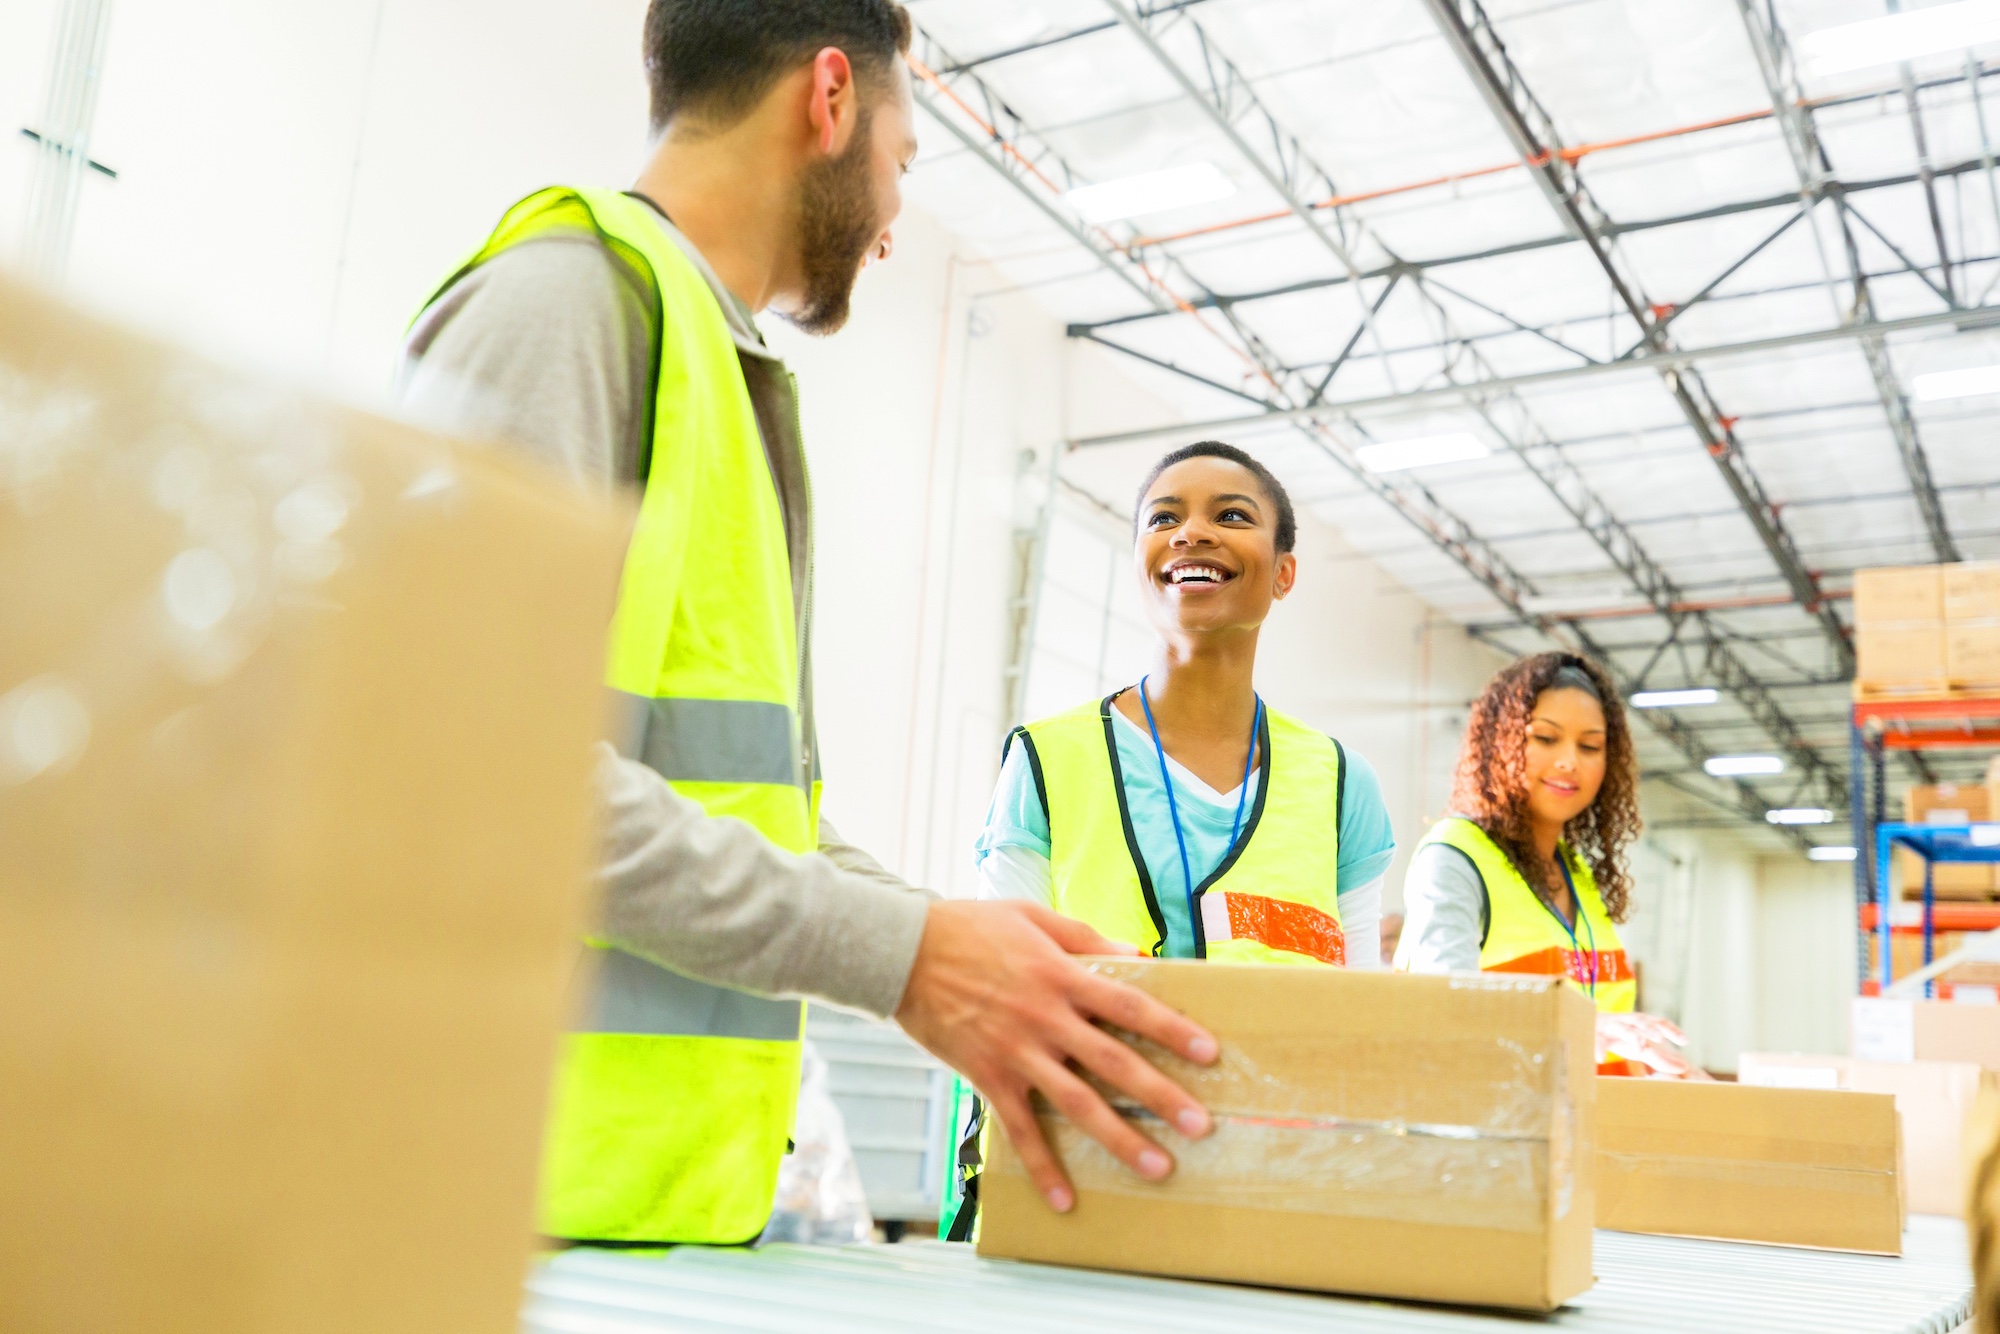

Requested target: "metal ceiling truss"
[
  {"left": 1733, "top": 0, "right": 1962, "bottom": 565},
  {"left": 1421, "top": 0, "right": 1855, "bottom": 675},
  {"left": 1087, "top": 0, "right": 1833, "bottom": 837},
  {"left": 1070, "top": 152, "right": 2000, "bottom": 337},
  {"left": 1069, "top": 302, "right": 2000, "bottom": 445},
  {"left": 905, "top": 23, "right": 1171, "bottom": 314},
  {"left": 914, "top": 6, "right": 1851, "bottom": 843}
]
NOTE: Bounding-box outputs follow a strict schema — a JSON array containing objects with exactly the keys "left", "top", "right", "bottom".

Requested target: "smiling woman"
[
  {"left": 972, "top": 441, "right": 1397, "bottom": 969},
  {"left": 1394, "top": 652, "right": 1703, "bottom": 1079},
  {"left": 945, "top": 445, "right": 1401, "bottom": 1240}
]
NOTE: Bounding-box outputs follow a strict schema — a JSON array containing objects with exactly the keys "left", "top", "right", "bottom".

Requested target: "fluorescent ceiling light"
[
  {"left": 1767, "top": 807, "right": 1835, "bottom": 825},
  {"left": 1913, "top": 363, "right": 2000, "bottom": 400},
  {"left": 1354, "top": 432, "right": 1490, "bottom": 474},
  {"left": 1705, "top": 754, "right": 1785, "bottom": 777},
  {"left": 1801, "top": 2, "right": 2000, "bottom": 77},
  {"left": 1065, "top": 162, "right": 1236, "bottom": 224},
  {"left": 1631, "top": 688, "right": 1720, "bottom": 708},
  {"left": 1809, "top": 845, "right": 1859, "bottom": 862}
]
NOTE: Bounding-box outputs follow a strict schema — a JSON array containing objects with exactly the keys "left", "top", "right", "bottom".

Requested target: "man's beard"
[{"left": 785, "top": 109, "right": 882, "bottom": 336}]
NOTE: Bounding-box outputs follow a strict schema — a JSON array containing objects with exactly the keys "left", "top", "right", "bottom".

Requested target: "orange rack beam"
[
  {"left": 1854, "top": 694, "right": 2000, "bottom": 748},
  {"left": 1860, "top": 902, "right": 2000, "bottom": 932}
]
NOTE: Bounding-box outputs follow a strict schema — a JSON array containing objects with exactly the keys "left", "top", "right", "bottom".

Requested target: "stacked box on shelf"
[
  {"left": 1854, "top": 565, "right": 1947, "bottom": 696},
  {"left": 1898, "top": 783, "right": 1998, "bottom": 899},
  {"left": 1946, "top": 563, "right": 2000, "bottom": 690}
]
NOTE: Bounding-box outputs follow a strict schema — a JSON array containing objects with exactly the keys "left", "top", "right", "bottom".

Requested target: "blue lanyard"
[
  {"left": 1555, "top": 855, "right": 1599, "bottom": 995},
  {"left": 1137, "top": 676, "right": 1263, "bottom": 946}
]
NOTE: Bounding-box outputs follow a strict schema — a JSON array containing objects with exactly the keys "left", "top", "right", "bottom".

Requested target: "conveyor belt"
[{"left": 523, "top": 1217, "right": 1972, "bottom": 1333}]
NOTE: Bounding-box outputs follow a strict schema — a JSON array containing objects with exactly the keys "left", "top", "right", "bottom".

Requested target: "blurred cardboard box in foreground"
[
  {"left": 0, "top": 274, "right": 626, "bottom": 1333},
  {"left": 979, "top": 962, "right": 1597, "bottom": 1312},
  {"left": 1595, "top": 1077, "right": 1902, "bottom": 1254},
  {"left": 1740, "top": 1052, "right": 1995, "bottom": 1217}
]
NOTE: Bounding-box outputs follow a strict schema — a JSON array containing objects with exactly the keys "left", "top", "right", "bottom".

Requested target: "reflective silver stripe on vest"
[
  {"left": 610, "top": 691, "right": 804, "bottom": 790},
  {"left": 583, "top": 948, "right": 803, "bottom": 1042}
]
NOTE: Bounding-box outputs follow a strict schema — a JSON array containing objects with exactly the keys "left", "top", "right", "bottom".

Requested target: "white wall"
[
  {"left": 1632, "top": 829, "right": 1857, "bottom": 1073},
  {"left": 6, "top": 0, "right": 650, "bottom": 390}
]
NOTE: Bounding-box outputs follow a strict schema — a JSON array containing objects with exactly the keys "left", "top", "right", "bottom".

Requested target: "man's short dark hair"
[
  {"left": 644, "top": 0, "right": 913, "bottom": 133},
  {"left": 1135, "top": 441, "right": 1298, "bottom": 554}
]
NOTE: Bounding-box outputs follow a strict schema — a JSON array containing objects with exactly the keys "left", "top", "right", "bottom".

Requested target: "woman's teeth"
[{"left": 1167, "top": 565, "right": 1229, "bottom": 584}]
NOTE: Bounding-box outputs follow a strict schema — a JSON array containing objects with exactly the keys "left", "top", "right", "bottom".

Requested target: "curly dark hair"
[{"left": 1449, "top": 651, "right": 1641, "bottom": 921}]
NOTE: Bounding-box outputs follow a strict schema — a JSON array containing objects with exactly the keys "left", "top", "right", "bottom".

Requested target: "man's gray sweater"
[{"left": 396, "top": 201, "right": 931, "bottom": 1019}]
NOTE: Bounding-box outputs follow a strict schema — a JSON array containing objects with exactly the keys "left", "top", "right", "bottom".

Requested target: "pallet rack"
[{"left": 1851, "top": 694, "right": 2000, "bottom": 996}]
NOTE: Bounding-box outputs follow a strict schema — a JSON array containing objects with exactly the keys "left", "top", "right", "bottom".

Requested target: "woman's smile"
[{"left": 1160, "top": 557, "right": 1237, "bottom": 590}]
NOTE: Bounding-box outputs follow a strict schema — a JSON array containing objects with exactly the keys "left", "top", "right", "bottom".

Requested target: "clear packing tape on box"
[{"left": 994, "top": 1033, "right": 1576, "bottom": 1233}]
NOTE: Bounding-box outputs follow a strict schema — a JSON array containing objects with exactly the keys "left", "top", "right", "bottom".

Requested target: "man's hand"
[{"left": 893, "top": 899, "right": 1218, "bottom": 1213}]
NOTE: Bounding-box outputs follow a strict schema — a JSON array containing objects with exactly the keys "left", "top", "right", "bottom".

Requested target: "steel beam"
[
  {"left": 1071, "top": 154, "right": 2000, "bottom": 335},
  {"left": 1069, "top": 302, "right": 2000, "bottom": 446},
  {"left": 1099, "top": 0, "right": 1394, "bottom": 359},
  {"left": 1422, "top": 0, "right": 1854, "bottom": 673},
  {"left": 1733, "top": 0, "right": 1961, "bottom": 563},
  {"left": 905, "top": 24, "right": 1170, "bottom": 314}
]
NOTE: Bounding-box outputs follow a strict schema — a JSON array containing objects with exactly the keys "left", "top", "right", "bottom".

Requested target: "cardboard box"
[
  {"left": 1945, "top": 562, "right": 2000, "bottom": 621},
  {"left": 1856, "top": 997, "right": 2000, "bottom": 1069},
  {"left": 1856, "top": 565, "right": 1945, "bottom": 623},
  {"left": 1856, "top": 622, "right": 1947, "bottom": 693},
  {"left": 1595, "top": 1078, "right": 1902, "bottom": 1254},
  {"left": 1891, "top": 930, "right": 1970, "bottom": 982},
  {"left": 0, "top": 275, "right": 626, "bottom": 1332},
  {"left": 978, "top": 962, "right": 1597, "bottom": 1312},
  {"left": 1740, "top": 1053, "right": 1996, "bottom": 1216},
  {"left": 1949, "top": 619, "right": 2000, "bottom": 689},
  {"left": 1897, "top": 852, "right": 1996, "bottom": 899},
  {"left": 1897, "top": 786, "right": 1996, "bottom": 897},
  {"left": 1907, "top": 783, "right": 1993, "bottom": 825}
]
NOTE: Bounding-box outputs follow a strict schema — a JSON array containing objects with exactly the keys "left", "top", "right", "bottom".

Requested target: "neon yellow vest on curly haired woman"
[
  {"left": 420, "top": 186, "right": 818, "bottom": 1245},
  {"left": 1014, "top": 692, "right": 1346, "bottom": 965},
  {"left": 1417, "top": 817, "right": 1635, "bottom": 1012}
]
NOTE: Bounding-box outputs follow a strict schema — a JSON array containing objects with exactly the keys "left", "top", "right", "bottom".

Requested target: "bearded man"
[{"left": 396, "top": 0, "right": 1216, "bottom": 1248}]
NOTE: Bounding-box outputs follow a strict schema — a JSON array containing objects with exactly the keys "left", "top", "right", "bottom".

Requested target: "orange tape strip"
[{"left": 1220, "top": 891, "right": 1347, "bottom": 966}]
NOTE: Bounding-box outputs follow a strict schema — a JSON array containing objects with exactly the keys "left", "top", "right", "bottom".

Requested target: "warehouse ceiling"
[{"left": 899, "top": 0, "right": 2000, "bottom": 852}]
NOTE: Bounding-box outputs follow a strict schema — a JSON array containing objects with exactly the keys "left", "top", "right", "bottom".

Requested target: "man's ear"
[
  {"left": 806, "top": 47, "right": 857, "bottom": 156},
  {"left": 1272, "top": 551, "right": 1298, "bottom": 601}
]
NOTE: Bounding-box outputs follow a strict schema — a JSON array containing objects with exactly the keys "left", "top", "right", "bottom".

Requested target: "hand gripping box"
[
  {"left": 978, "top": 963, "right": 1598, "bottom": 1312},
  {"left": 0, "top": 274, "right": 627, "bottom": 1332},
  {"left": 1595, "top": 1078, "right": 1903, "bottom": 1254}
]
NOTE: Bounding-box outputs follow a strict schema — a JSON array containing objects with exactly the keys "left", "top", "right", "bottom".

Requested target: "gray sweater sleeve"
[
  {"left": 1394, "top": 842, "right": 1488, "bottom": 974},
  {"left": 397, "top": 235, "right": 930, "bottom": 1020}
]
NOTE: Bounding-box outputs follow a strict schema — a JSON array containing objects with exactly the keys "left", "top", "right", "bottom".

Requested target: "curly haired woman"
[{"left": 1395, "top": 651, "right": 1698, "bottom": 1077}]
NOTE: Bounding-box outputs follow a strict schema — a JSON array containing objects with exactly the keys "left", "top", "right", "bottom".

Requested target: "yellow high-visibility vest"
[
  {"left": 1415, "top": 816, "right": 1636, "bottom": 1013},
  {"left": 1014, "top": 692, "right": 1346, "bottom": 964},
  {"left": 419, "top": 186, "right": 817, "bottom": 1245}
]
